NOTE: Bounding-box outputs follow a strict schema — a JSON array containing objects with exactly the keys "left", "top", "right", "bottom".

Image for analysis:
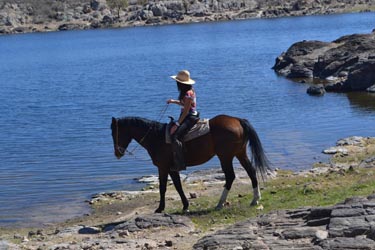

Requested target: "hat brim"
[{"left": 170, "top": 75, "right": 195, "bottom": 85}]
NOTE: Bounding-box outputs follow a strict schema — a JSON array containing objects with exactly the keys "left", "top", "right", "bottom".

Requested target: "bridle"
[
  {"left": 114, "top": 104, "right": 169, "bottom": 157},
  {"left": 114, "top": 119, "right": 126, "bottom": 157},
  {"left": 114, "top": 117, "right": 151, "bottom": 157}
]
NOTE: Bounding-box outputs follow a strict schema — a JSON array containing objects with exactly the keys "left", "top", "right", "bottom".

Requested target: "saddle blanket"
[{"left": 165, "top": 118, "right": 210, "bottom": 144}]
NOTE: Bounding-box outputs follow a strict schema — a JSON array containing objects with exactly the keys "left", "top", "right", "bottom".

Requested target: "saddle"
[{"left": 165, "top": 118, "right": 210, "bottom": 144}]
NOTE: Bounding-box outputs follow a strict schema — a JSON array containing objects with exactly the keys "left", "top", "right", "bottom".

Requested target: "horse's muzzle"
[{"left": 115, "top": 146, "right": 125, "bottom": 159}]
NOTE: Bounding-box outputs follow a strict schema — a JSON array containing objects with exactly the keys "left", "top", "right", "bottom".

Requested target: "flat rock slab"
[
  {"left": 193, "top": 194, "right": 375, "bottom": 250},
  {"left": 104, "top": 213, "right": 194, "bottom": 232}
]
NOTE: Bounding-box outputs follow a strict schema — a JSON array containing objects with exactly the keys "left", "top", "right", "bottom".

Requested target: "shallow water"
[{"left": 1, "top": 12, "right": 375, "bottom": 227}]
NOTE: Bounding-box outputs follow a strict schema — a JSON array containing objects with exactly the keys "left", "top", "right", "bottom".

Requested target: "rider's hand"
[{"left": 166, "top": 99, "right": 173, "bottom": 104}]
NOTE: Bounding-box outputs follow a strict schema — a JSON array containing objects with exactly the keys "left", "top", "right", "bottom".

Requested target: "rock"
[
  {"left": 323, "top": 146, "right": 348, "bottom": 155},
  {"left": 274, "top": 32, "right": 375, "bottom": 92},
  {"left": 359, "top": 156, "right": 375, "bottom": 168},
  {"left": 90, "top": 0, "right": 101, "bottom": 11},
  {"left": 151, "top": 3, "right": 167, "bottom": 17},
  {"left": 1, "top": 0, "right": 375, "bottom": 35},
  {"left": 189, "top": 192, "right": 197, "bottom": 199},
  {"left": 307, "top": 84, "right": 326, "bottom": 96},
  {"left": 193, "top": 195, "right": 375, "bottom": 249},
  {"left": 336, "top": 136, "right": 365, "bottom": 146},
  {"left": 319, "top": 237, "right": 375, "bottom": 250},
  {"left": 105, "top": 213, "right": 193, "bottom": 232},
  {"left": 315, "top": 230, "right": 328, "bottom": 240},
  {"left": 165, "top": 240, "right": 173, "bottom": 247},
  {"left": 0, "top": 241, "right": 11, "bottom": 249},
  {"left": 102, "top": 15, "right": 113, "bottom": 24},
  {"left": 58, "top": 23, "right": 83, "bottom": 31},
  {"left": 367, "top": 84, "right": 375, "bottom": 93}
]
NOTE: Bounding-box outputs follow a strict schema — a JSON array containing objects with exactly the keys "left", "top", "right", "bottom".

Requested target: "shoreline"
[
  {"left": 1, "top": 136, "right": 374, "bottom": 249},
  {"left": 1, "top": 1, "right": 375, "bottom": 35}
]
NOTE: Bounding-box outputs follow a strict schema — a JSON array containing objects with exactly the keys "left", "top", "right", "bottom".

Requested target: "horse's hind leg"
[
  {"left": 169, "top": 171, "right": 189, "bottom": 212},
  {"left": 237, "top": 153, "right": 261, "bottom": 206},
  {"left": 216, "top": 156, "right": 235, "bottom": 210}
]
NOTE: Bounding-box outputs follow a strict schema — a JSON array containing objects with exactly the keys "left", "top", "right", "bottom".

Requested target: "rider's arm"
[{"left": 166, "top": 99, "right": 181, "bottom": 105}]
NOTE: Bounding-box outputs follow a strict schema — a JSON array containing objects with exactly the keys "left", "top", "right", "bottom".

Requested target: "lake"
[{"left": 1, "top": 12, "right": 375, "bottom": 227}]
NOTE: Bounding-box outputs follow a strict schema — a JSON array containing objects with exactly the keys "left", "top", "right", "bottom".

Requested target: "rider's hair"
[{"left": 177, "top": 81, "right": 193, "bottom": 101}]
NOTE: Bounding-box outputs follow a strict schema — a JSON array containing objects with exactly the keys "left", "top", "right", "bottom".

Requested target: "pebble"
[
  {"left": 165, "top": 240, "right": 173, "bottom": 247},
  {"left": 189, "top": 192, "right": 197, "bottom": 199}
]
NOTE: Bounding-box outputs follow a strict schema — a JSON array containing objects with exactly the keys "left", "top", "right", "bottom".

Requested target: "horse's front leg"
[
  {"left": 169, "top": 171, "right": 189, "bottom": 212},
  {"left": 155, "top": 168, "right": 169, "bottom": 213}
]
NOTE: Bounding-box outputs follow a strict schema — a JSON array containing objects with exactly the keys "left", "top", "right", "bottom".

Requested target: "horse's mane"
[{"left": 118, "top": 116, "right": 165, "bottom": 138}]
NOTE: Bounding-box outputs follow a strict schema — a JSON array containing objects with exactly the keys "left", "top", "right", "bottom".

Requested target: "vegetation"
[
  {"left": 106, "top": 0, "right": 128, "bottom": 18},
  {"left": 165, "top": 167, "right": 375, "bottom": 231}
]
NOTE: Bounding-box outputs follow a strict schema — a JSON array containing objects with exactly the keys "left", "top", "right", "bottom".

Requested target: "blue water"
[{"left": 1, "top": 12, "right": 375, "bottom": 227}]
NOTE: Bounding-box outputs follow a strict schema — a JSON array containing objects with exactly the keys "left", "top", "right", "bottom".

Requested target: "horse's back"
[{"left": 209, "top": 115, "right": 243, "bottom": 133}]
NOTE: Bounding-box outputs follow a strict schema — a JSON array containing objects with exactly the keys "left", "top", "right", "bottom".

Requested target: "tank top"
[{"left": 180, "top": 89, "right": 197, "bottom": 115}]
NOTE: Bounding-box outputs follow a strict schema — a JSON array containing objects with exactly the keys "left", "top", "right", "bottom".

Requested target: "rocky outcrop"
[
  {"left": 273, "top": 31, "right": 375, "bottom": 93},
  {"left": 1, "top": 0, "right": 375, "bottom": 35},
  {"left": 194, "top": 194, "right": 375, "bottom": 250}
]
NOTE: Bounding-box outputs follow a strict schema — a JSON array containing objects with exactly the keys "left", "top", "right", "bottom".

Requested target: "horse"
[{"left": 111, "top": 115, "right": 271, "bottom": 213}]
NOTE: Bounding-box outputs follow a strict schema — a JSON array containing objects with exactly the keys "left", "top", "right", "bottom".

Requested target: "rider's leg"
[{"left": 170, "top": 116, "right": 198, "bottom": 172}]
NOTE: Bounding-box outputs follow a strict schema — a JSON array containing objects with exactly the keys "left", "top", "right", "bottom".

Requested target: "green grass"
[{"left": 167, "top": 168, "right": 375, "bottom": 231}]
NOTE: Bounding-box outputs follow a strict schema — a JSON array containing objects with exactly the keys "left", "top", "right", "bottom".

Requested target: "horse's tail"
[{"left": 239, "top": 118, "right": 271, "bottom": 180}]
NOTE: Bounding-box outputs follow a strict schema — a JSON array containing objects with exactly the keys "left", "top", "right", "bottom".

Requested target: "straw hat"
[{"left": 170, "top": 70, "right": 195, "bottom": 85}]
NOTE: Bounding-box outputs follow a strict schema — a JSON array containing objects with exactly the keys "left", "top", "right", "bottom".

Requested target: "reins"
[{"left": 117, "top": 104, "right": 169, "bottom": 157}]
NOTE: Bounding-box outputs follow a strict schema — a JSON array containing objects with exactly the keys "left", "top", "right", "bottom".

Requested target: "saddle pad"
[{"left": 165, "top": 118, "right": 210, "bottom": 144}]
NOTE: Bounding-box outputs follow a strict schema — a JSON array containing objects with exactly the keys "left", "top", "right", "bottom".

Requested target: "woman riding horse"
[
  {"left": 111, "top": 114, "right": 271, "bottom": 213},
  {"left": 167, "top": 70, "right": 199, "bottom": 172}
]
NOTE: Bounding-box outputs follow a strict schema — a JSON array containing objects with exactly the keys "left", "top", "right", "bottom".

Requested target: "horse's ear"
[{"left": 112, "top": 117, "right": 116, "bottom": 124}]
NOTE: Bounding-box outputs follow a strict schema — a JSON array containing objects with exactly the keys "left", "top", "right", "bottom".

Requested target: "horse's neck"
[
  {"left": 131, "top": 126, "right": 150, "bottom": 144},
  {"left": 128, "top": 119, "right": 159, "bottom": 147}
]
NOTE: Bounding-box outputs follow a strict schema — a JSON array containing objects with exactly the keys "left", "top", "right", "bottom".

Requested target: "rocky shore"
[
  {"left": 1, "top": 0, "right": 375, "bottom": 35},
  {"left": 195, "top": 194, "right": 375, "bottom": 249},
  {"left": 273, "top": 29, "right": 375, "bottom": 94},
  {"left": 0, "top": 136, "right": 374, "bottom": 249}
]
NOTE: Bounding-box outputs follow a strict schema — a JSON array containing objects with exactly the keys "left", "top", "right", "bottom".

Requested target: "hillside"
[{"left": 1, "top": 0, "right": 375, "bottom": 34}]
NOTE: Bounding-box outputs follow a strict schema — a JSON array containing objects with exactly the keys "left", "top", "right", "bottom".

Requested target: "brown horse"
[{"left": 111, "top": 115, "right": 271, "bottom": 213}]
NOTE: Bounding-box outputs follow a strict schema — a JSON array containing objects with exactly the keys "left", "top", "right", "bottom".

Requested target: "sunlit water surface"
[{"left": 1, "top": 12, "right": 375, "bottom": 227}]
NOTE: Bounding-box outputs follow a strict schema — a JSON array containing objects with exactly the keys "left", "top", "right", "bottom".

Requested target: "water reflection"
[{"left": 346, "top": 92, "right": 375, "bottom": 113}]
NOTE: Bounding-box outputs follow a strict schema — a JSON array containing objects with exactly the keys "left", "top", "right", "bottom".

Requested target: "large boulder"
[{"left": 273, "top": 31, "right": 375, "bottom": 92}]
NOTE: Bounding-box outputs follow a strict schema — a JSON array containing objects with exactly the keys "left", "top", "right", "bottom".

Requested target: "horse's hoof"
[
  {"left": 182, "top": 209, "right": 190, "bottom": 214},
  {"left": 155, "top": 208, "right": 163, "bottom": 213},
  {"left": 215, "top": 205, "right": 223, "bottom": 211},
  {"left": 250, "top": 200, "right": 259, "bottom": 206}
]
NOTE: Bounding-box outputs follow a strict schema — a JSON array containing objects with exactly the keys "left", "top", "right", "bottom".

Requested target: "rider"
[{"left": 167, "top": 70, "right": 199, "bottom": 172}]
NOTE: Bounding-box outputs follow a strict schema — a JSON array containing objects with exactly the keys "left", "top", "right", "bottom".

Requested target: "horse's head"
[{"left": 111, "top": 117, "right": 132, "bottom": 159}]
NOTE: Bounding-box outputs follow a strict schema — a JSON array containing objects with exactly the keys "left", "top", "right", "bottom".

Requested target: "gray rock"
[
  {"left": 359, "top": 156, "right": 375, "bottom": 168},
  {"left": 319, "top": 237, "right": 375, "bottom": 250},
  {"left": 274, "top": 32, "right": 375, "bottom": 92},
  {"left": 367, "top": 84, "right": 375, "bottom": 93},
  {"left": 193, "top": 195, "right": 375, "bottom": 249},
  {"left": 105, "top": 213, "right": 193, "bottom": 232},
  {"left": 331, "top": 208, "right": 365, "bottom": 217},
  {"left": 307, "top": 84, "right": 326, "bottom": 96},
  {"left": 323, "top": 146, "right": 348, "bottom": 155},
  {"left": 336, "top": 136, "right": 365, "bottom": 146}
]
